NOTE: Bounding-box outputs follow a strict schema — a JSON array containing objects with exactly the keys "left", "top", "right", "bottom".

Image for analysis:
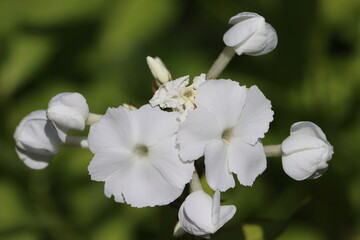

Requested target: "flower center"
[
  {"left": 133, "top": 145, "right": 149, "bottom": 158},
  {"left": 181, "top": 87, "right": 195, "bottom": 101},
  {"left": 222, "top": 129, "right": 233, "bottom": 144}
]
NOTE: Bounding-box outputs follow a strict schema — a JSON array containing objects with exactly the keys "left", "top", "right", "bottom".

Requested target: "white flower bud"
[
  {"left": 146, "top": 56, "right": 172, "bottom": 86},
  {"left": 223, "top": 12, "right": 278, "bottom": 56},
  {"left": 14, "top": 110, "right": 62, "bottom": 169},
  {"left": 47, "top": 92, "right": 89, "bottom": 132},
  {"left": 282, "top": 121, "right": 334, "bottom": 180},
  {"left": 178, "top": 190, "right": 236, "bottom": 239}
]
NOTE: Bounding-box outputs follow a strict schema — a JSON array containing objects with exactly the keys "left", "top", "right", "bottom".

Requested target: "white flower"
[
  {"left": 177, "top": 80, "right": 273, "bottom": 191},
  {"left": 14, "top": 110, "right": 62, "bottom": 169},
  {"left": 282, "top": 121, "right": 334, "bottom": 180},
  {"left": 178, "top": 190, "right": 236, "bottom": 239},
  {"left": 150, "top": 74, "right": 206, "bottom": 122},
  {"left": 146, "top": 56, "right": 172, "bottom": 86},
  {"left": 47, "top": 92, "right": 89, "bottom": 135},
  {"left": 87, "top": 105, "right": 194, "bottom": 207},
  {"left": 223, "top": 12, "right": 277, "bottom": 56}
]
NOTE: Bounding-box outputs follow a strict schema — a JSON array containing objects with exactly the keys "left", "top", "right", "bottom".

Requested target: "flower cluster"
[{"left": 14, "top": 12, "right": 334, "bottom": 239}]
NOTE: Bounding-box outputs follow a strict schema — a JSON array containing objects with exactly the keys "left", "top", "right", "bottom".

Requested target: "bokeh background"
[{"left": 1, "top": 0, "right": 359, "bottom": 239}]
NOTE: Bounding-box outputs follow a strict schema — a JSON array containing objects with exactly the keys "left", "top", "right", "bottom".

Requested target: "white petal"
[
  {"left": 282, "top": 134, "right": 327, "bottom": 155},
  {"left": 88, "top": 149, "right": 133, "bottom": 182},
  {"left": 15, "top": 146, "right": 52, "bottom": 170},
  {"left": 122, "top": 160, "right": 182, "bottom": 207},
  {"left": 290, "top": 121, "right": 328, "bottom": 142},
  {"left": 88, "top": 107, "right": 137, "bottom": 153},
  {"left": 235, "top": 22, "right": 268, "bottom": 55},
  {"left": 228, "top": 12, "right": 261, "bottom": 24},
  {"left": 211, "top": 190, "right": 221, "bottom": 228},
  {"left": 205, "top": 140, "right": 235, "bottom": 191},
  {"left": 228, "top": 139, "right": 267, "bottom": 186},
  {"left": 218, "top": 205, "right": 237, "bottom": 230},
  {"left": 148, "top": 136, "right": 194, "bottom": 189},
  {"left": 14, "top": 110, "right": 61, "bottom": 155},
  {"left": 194, "top": 80, "right": 247, "bottom": 129},
  {"left": 282, "top": 148, "right": 326, "bottom": 181},
  {"left": 47, "top": 92, "right": 89, "bottom": 131},
  {"left": 223, "top": 17, "right": 263, "bottom": 48},
  {"left": 248, "top": 23, "right": 277, "bottom": 56},
  {"left": 179, "top": 201, "right": 208, "bottom": 236},
  {"left": 178, "top": 108, "right": 222, "bottom": 162},
  {"left": 132, "top": 105, "right": 178, "bottom": 146},
  {"left": 181, "top": 190, "right": 215, "bottom": 234},
  {"left": 234, "top": 86, "right": 273, "bottom": 145}
]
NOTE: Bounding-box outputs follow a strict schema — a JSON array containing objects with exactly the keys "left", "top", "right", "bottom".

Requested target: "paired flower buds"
[
  {"left": 14, "top": 92, "right": 89, "bottom": 169},
  {"left": 223, "top": 12, "right": 278, "bottom": 56},
  {"left": 282, "top": 122, "right": 334, "bottom": 180},
  {"left": 146, "top": 56, "right": 172, "bottom": 87}
]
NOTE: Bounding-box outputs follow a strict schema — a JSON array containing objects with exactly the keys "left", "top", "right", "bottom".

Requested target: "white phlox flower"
[
  {"left": 14, "top": 110, "right": 62, "bottom": 170},
  {"left": 146, "top": 56, "right": 172, "bottom": 86},
  {"left": 282, "top": 121, "right": 334, "bottom": 181},
  {"left": 223, "top": 12, "right": 278, "bottom": 56},
  {"left": 47, "top": 92, "right": 89, "bottom": 140},
  {"left": 178, "top": 190, "right": 236, "bottom": 239},
  {"left": 149, "top": 74, "right": 206, "bottom": 122},
  {"left": 87, "top": 105, "right": 194, "bottom": 207},
  {"left": 177, "top": 79, "right": 274, "bottom": 191}
]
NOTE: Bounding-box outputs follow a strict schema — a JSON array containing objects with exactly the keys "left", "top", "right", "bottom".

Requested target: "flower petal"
[
  {"left": 15, "top": 146, "right": 52, "bottom": 170},
  {"left": 194, "top": 80, "right": 247, "bottom": 129},
  {"left": 223, "top": 17, "right": 263, "bottom": 48},
  {"left": 148, "top": 136, "right": 194, "bottom": 189},
  {"left": 211, "top": 190, "right": 221, "bottom": 228},
  {"left": 178, "top": 108, "right": 222, "bottom": 162},
  {"left": 282, "top": 148, "right": 326, "bottom": 181},
  {"left": 282, "top": 134, "right": 327, "bottom": 155},
  {"left": 234, "top": 86, "right": 273, "bottom": 145},
  {"left": 205, "top": 140, "right": 235, "bottom": 191},
  {"left": 290, "top": 121, "right": 328, "bottom": 142},
  {"left": 228, "top": 12, "right": 261, "bottom": 24},
  {"left": 88, "top": 149, "right": 133, "bottom": 182},
  {"left": 88, "top": 107, "right": 137, "bottom": 153},
  {"left": 122, "top": 160, "right": 182, "bottom": 207},
  {"left": 132, "top": 105, "right": 179, "bottom": 146},
  {"left": 218, "top": 205, "right": 237, "bottom": 230},
  {"left": 181, "top": 190, "right": 214, "bottom": 233},
  {"left": 179, "top": 201, "right": 208, "bottom": 236},
  {"left": 228, "top": 139, "right": 266, "bottom": 186}
]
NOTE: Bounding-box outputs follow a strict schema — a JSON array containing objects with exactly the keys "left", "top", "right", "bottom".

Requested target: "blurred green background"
[{"left": 0, "top": 0, "right": 359, "bottom": 239}]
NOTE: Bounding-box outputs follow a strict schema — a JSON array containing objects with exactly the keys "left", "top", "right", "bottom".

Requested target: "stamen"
[
  {"left": 133, "top": 145, "right": 149, "bottom": 158},
  {"left": 222, "top": 129, "right": 233, "bottom": 144}
]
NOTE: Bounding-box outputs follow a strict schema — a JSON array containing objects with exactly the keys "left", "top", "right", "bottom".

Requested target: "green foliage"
[{"left": 0, "top": 0, "right": 359, "bottom": 239}]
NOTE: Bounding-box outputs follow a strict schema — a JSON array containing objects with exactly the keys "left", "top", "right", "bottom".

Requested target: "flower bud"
[
  {"left": 47, "top": 92, "right": 89, "bottom": 132},
  {"left": 178, "top": 190, "right": 236, "bottom": 238},
  {"left": 146, "top": 56, "right": 172, "bottom": 86},
  {"left": 223, "top": 12, "right": 277, "bottom": 56},
  {"left": 282, "top": 121, "right": 334, "bottom": 180},
  {"left": 14, "top": 110, "right": 62, "bottom": 169}
]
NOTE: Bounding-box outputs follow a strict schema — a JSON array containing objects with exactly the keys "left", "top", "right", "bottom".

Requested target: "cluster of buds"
[{"left": 14, "top": 12, "right": 333, "bottom": 239}]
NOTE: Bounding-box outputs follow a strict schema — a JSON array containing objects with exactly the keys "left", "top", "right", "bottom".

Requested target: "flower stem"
[
  {"left": 86, "top": 113, "right": 102, "bottom": 125},
  {"left": 189, "top": 171, "right": 203, "bottom": 192},
  {"left": 264, "top": 144, "right": 282, "bottom": 157},
  {"left": 63, "top": 136, "right": 88, "bottom": 148},
  {"left": 206, "top": 46, "right": 236, "bottom": 79}
]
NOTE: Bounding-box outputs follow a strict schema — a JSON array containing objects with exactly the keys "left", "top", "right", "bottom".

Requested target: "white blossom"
[
  {"left": 87, "top": 105, "right": 194, "bottom": 208},
  {"left": 177, "top": 79, "right": 273, "bottom": 191},
  {"left": 282, "top": 121, "right": 334, "bottom": 180},
  {"left": 150, "top": 74, "right": 206, "bottom": 122},
  {"left": 47, "top": 92, "right": 89, "bottom": 137},
  {"left": 178, "top": 190, "right": 236, "bottom": 239},
  {"left": 223, "top": 12, "right": 277, "bottom": 56},
  {"left": 14, "top": 110, "right": 62, "bottom": 169}
]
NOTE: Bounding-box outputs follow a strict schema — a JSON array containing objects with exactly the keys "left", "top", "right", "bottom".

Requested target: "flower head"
[
  {"left": 223, "top": 12, "right": 277, "bottom": 56},
  {"left": 178, "top": 190, "right": 236, "bottom": 239},
  {"left": 150, "top": 74, "right": 206, "bottom": 122},
  {"left": 177, "top": 79, "right": 273, "bottom": 191},
  {"left": 87, "top": 105, "right": 194, "bottom": 207},
  {"left": 47, "top": 92, "right": 89, "bottom": 135},
  {"left": 14, "top": 110, "right": 62, "bottom": 169},
  {"left": 282, "top": 121, "right": 334, "bottom": 180}
]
